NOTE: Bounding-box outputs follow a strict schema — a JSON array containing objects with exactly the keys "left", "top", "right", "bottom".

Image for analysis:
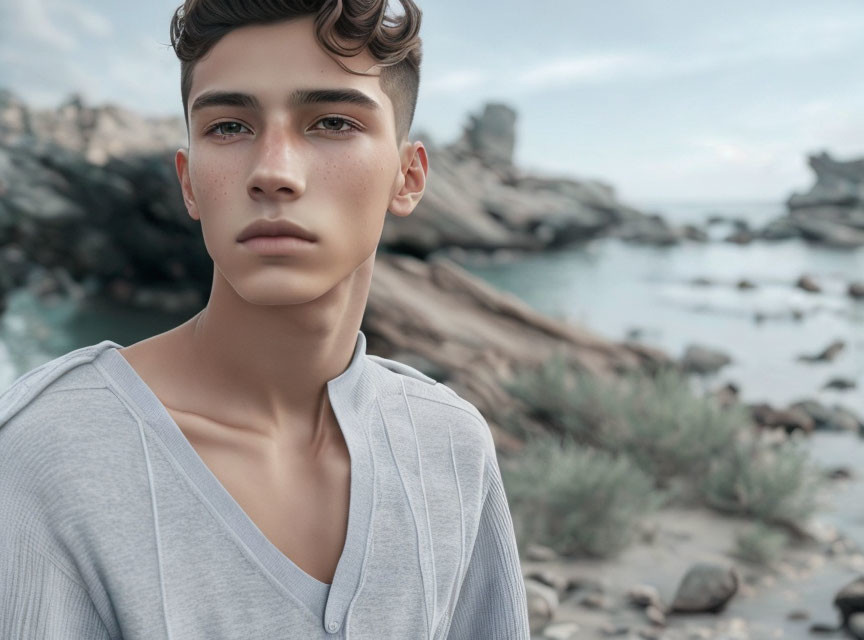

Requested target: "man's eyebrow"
[{"left": 190, "top": 88, "right": 382, "bottom": 115}]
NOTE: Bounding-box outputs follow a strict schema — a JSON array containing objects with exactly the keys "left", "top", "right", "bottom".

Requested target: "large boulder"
[
  {"left": 461, "top": 102, "right": 517, "bottom": 168},
  {"left": 787, "top": 152, "right": 864, "bottom": 210},
  {"left": 757, "top": 151, "right": 864, "bottom": 247}
]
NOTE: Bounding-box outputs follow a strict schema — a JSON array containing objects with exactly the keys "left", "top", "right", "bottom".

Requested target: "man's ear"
[
  {"left": 175, "top": 147, "right": 200, "bottom": 221},
  {"left": 388, "top": 140, "right": 428, "bottom": 218}
]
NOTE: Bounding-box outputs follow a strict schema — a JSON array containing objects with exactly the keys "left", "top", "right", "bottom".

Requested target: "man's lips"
[
  {"left": 239, "top": 235, "right": 318, "bottom": 254},
  {"left": 236, "top": 218, "right": 318, "bottom": 243}
]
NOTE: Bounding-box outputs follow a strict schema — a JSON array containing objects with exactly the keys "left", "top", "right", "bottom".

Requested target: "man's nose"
[{"left": 246, "top": 126, "right": 306, "bottom": 200}]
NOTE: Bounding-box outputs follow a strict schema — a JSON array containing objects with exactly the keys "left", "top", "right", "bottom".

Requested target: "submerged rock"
[
  {"left": 823, "top": 377, "right": 857, "bottom": 391},
  {"left": 796, "top": 274, "right": 822, "bottom": 293},
  {"left": 835, "top": 577, "right": 864, "bottom": 634},
  {"left": 790, "top": 400, "right": 863, "bottom": 432},
  {"left": 797, "top": 339, "right": 845, "bottom": 363},
  {"left": 749, "top": 403, "right": 814, "bottom": 434},
  {"left": 680, "top": 344, "right": 732, "bottom": 375}
]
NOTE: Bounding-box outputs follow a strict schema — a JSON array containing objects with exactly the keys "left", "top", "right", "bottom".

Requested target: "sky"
[{"left": 0, "top": 0, "right": 862, "bottom": 205}]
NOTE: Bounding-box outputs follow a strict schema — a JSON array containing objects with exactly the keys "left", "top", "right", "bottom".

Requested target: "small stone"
[
  {"left": 540, "top": 621, "right": 580, "bottom": 640},
  {"left": 645, "top": 605, "right": 666, "bottom": 626},
  {"left": 566, "top": 576, "right": 605, "bottom": 594},
  {"left": 796, "top": 274, "right": 821, "bottom": 293},
  {"left": 823, "top": 377, "right": 856, "bottom": 391},
  {"left": 599, "top": 621, "right": 630, "bottom": 636},
  {"left": 680, "top": 344, "right": 732, "bottom": 375},
  {"left": 580, "top": 593, "right": 608, "bottom": 610},
  {"left": 525, "top": 569, "right": 568, "bottom": 593},
  {"left": 627, "top": 584, "right": 663, "bottom": 609},
  {"left": 637, "top": 626, "right": 662, "bottom": 639},
  {"left": 787, "top": 608, "right": 809, "bottom": 620},
  {"left": 809, "top": 622, "right": 839, "bottom": 634},
  {"left": 525, "top": 579, "right": 558, "bottom": 635},
  {"left": 826, "top": 467, "right": 853, "bottom": 481},
  {"left": 848, "top": 613, "right": 864, "bottom": 637},
  {"left": 526, "top": 544, "right": 559, "bottom": 561}
]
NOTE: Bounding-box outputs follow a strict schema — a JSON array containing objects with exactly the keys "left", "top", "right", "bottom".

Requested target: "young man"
[{"left": 0, "top": 1, "right": 530, "bottom": 638}]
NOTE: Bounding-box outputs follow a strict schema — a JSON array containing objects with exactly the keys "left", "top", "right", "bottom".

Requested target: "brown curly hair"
[{"left": 169, "top": 0, "right": 423, "bottom": 143}]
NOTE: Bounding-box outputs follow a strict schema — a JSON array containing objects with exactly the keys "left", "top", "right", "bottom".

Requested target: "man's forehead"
[
  {"left": 189, "top": 19, "right": 390, "bottom": 114},
  {"left": 189, "top": 86, "right": 386, "bottom": 118},
  {"left": 195, "top": 16, "right": 382, "bottom": 81}
]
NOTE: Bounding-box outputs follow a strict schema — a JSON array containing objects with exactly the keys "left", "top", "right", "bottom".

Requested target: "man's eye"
[
  {"left": 205, "top": 121, "right": 250, "bottom": 137},
  {"left": 312, "top": 116, "right": 361, "bottom": 136},
  {"left": 203, "top": 117, "right": 361, "bottom": 139}
]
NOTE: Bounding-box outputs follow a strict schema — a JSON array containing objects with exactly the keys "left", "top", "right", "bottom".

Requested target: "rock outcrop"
[
  {"left": 0, "top": 88, "right": 187, "bottom": 165},
  {"left": 757, "top": 151, "right": 864, "bottom": 247}
]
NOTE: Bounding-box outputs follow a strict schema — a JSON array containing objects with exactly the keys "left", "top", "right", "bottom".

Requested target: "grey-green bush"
[
  {"left": 702, "top": 432, "right": 824, "bottom": 526},
  {"left": 501, "top": 435, "right": 664, "bottom": 558},
  {"left": 732, "top": 522, "right": 789, "bottom": 566}
]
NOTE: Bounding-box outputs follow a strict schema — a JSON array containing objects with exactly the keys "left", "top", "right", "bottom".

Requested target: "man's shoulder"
[
  {"left": 364, "top": 353, "right": 494, "bottom": 456},
  {"left": 366, "top": 353, "right": 471, "bottom": 407},
  {"left": 0, "top": 341, "right": 132, "bottom": 452}
]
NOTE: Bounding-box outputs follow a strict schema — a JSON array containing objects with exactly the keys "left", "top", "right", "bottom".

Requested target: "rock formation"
[
  {"left": 757, "top": 151, "right": 864, "bottom": 247},
  {"left": 0, "top": 88, "right": 187, "bottom": 165}
]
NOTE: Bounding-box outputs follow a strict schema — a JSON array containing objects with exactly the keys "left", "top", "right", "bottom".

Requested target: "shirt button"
[{"left": 328, "top": 621, "right": 339, "bottom": 632}]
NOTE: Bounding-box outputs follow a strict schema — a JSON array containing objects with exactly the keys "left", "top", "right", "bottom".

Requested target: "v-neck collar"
[{"left": 92, "top": 330, "right": 377, "bottom": 634}]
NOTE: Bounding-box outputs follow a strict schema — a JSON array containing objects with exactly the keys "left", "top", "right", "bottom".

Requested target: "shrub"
[
  {"left": 732, "top": 522, "right": 789, "bottom": 566},
  {"left": 501, "top": 434, "right": 665, "bottom": 559},
  {"left": 501, "top": 353, "right": 824, "bottom": 558},
  {"left": 503, "top": 353, "right": 824, "bottom": 528},
  {"left": 505, "top": 357, "right": 749, "bottom": 492},
  {"left": 702, "top": 431, "right": 824, "bottom": 526}
]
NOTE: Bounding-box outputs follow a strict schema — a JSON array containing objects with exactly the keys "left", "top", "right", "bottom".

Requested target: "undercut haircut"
[{"left": 169, "top": 0, "right": 423, "bottom": 143}]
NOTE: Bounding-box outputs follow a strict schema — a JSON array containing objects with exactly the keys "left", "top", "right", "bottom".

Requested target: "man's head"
[
  {"left": 166, "top": 0, "right": 428, "bottom": 309},
  {"left": 170, "top": 0, "right": 423, "bottom": 144}
]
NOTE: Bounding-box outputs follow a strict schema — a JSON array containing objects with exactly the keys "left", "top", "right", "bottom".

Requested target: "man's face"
[{"left": 176, "top": 16, "right": 424, "bottom": 306}]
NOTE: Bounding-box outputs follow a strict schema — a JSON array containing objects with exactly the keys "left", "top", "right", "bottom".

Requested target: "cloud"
[
  {"left": 688, "top": 136, "right": 781, "bottom": 169},
  {"left": 10, "top": 0, "right": 79, "bottom": 52},
  {"left": 423, "top": 69, "right": 489, "bottom": 94},
  {"left": 62, "top": 4, "right": 113, "bottom": 39},
  {"left": 498, "top": 11, "right": 864, "bottom": 93},
  {"left": 99, "top": 36, "right": 181, "bottom": 115},
  {"left": 0, "top": 0, "right": 113, "bottom": 56},
  {"left": 513, "top": 53, "right": 647, "bottom": 89}
]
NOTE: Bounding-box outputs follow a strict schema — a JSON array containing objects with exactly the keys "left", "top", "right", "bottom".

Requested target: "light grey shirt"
[{"left": 0, "top": 330, "right": 530, "bottom": 639}]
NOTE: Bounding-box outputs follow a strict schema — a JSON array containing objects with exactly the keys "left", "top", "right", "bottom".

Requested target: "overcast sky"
[{"left": 1, "top": 0, "right": 862, "bottom": 204}]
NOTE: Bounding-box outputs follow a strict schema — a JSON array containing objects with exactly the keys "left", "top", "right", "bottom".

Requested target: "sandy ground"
[{"left": 522, "top": 499, "right": 864, "bottom": 640}]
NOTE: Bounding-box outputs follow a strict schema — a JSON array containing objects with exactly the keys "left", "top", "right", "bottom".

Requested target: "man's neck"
[{"left": 137, "top": 256, "right": 372, "bottom": 449}]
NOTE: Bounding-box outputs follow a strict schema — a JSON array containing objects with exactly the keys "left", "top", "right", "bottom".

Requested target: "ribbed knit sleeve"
[
  {"left": 0, "top": 393, "right": 114, "bottom": 640},
  {"left": 0, "top": 537, "right": 112, "bottom": 639},
  {"left": 446, "top": 457, "right": 531, "bottom": 639}
]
